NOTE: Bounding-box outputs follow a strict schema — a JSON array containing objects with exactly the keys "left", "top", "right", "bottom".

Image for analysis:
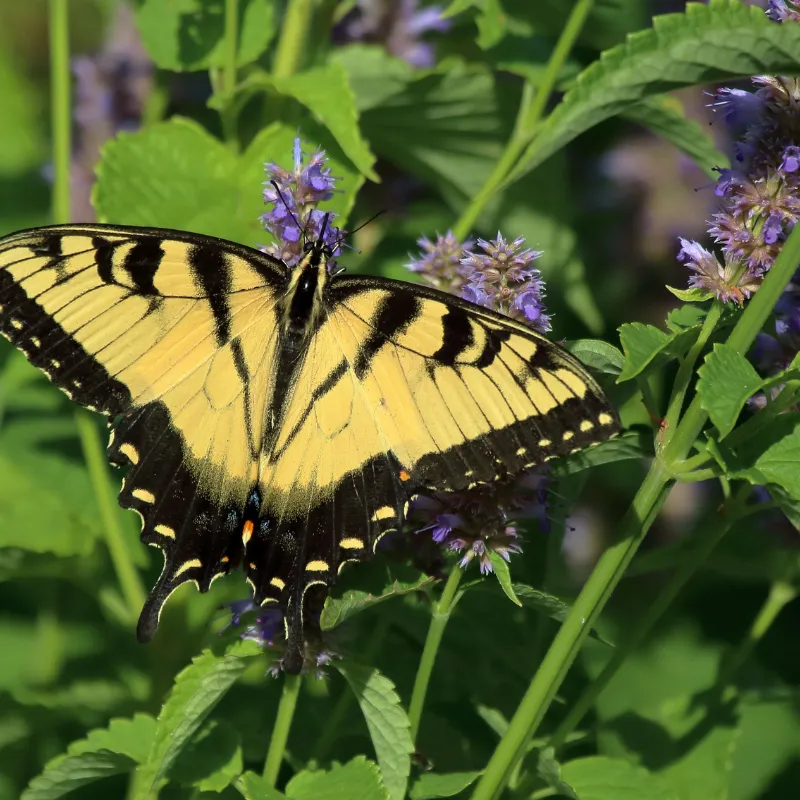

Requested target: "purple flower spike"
[
  {"left": 459, "top": 234, "right": 551, "bottom": 333},
  {"left": 261, "top": 137, "right": 344, "bottom": 267}
]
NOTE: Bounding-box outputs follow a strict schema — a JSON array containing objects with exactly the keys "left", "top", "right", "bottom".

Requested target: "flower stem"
[
  {"left": 661, "top": 301, "right": 724, "bottom": 442},
  {"left": 452, "top": 0, "right": 594, "bottom": 239},
  {"left": 273, "top": 0, "right": 313, "bottom": 80},
  {"left": 470, "top": 459, "right": 672, "bottom": 800},
  {"left": 264, "top": 673, "right": 302, "bottom": 785},
  {"left": 75, "top": 411, "right": 146, "bottom": 621},
  {"left": 548, "top": 483, "right": 750, "bottom": 752},
  {"left": 49, "top": 0, "right": 71, "bottom": 224},
  {"left": 223, "top": 0, "right": 239, "bottom": 95},
  {"left": 408, "top": 565, "right": 463, "bottom": 743}
]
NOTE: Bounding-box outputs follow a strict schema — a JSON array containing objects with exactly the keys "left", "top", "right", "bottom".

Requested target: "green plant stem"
[
  {"left": 49, "top": 0, "right": 71, "bottom": 224},
  {"left": 223, "top": 0, "right": 239, "bottom": 94},
  {"left": 452, "top": 0, "right": 594, "bottom": 240},
  {"left": 662, "top": 301, "right": 724, "bottom": 440},
  {"left": 718, "top": 579, "right": 798, "bottom": 688},
  {"left": 75, "top": 411, "right": 146, "bottom": 620},
  {"left": 273, "top": 0, "right": 313, "bottom": 80},
  {"left": 408, "top": 565, "right": 463, "bottom": 742},
  {"left": 264, "top": 673, "right": 302, "bottom": 785},
  {"left": 548, "top": 483, "right": 750, "bottom": 752},
  {"left": 471, "top": 460, "right": 673, "bottom": 800}
]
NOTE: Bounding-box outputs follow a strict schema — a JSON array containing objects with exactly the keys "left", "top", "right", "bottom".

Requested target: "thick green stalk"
[
  {"left": 549, "top": 483, "right": 750, "bottom": 751},
  {"left": 49, "top": 0, "right": 71, "bottom": 224},
  {"left": 76, "top": 411, "right": 146, "bottom": 620},
  {"left": 452, "top": 0, "right": 594, "bottom": 240},
  {"left": 408, "top": 565, "right": 464, "bottom": 742},
  {"left": 264, "top": 673, "right": 302, "bottom": 785},
  {"left": 470, "top": 460, "right": 672, "bottom": 800},
  {"left": 273, "top": 0, "right": 314, "bottom": 80}
]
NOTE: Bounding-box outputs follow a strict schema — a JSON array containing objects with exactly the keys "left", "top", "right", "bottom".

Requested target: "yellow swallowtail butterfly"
[{"left": 0, "top": 222, "right": 619, "bottom": 671}]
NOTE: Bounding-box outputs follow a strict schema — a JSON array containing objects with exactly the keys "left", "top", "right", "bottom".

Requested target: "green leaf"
[
  {"left": 285, "top": 756, "right": 387, "bottom": 800},
  {"left": 21, "top": 714, "right": 155, "bottom": 800},
  {"left": 94, "top": 117, "right": 253, "bottom": 245},
  {"left": 537, "top": 747, "right": 577, "bottom": 800},
  {"left": 623, "top": 95, "right": 728, "bottom": 179},
  {"left": 565, "top": 339, "right": 624, "bottom": 376},
  {"left": 134, "top": 0, "right": 277, "bottom": 71},
  {"left": 582, "top": 623, "right": 738, "bottom": 800},
  {"left": 336, "top": 663, "right": 412, "bottom": 800},
  {"left": 235, "top": 772, "right": 288, "bottom": 800},
  {"left": 268, "top": 62, "right": 378, "bottom": 182},
  {"left": 768, "top": 485, "right": 800, "bottom": 533},
  {"left": 666, "top": 303, "right": 708, "bottom": 332},
  {"left": 508, "top": 1, "right": 800, "bottom": 184},
  {"left": 560, "top": 756, "right": 676, "bottom": 800},
  {"left": 320, "top": 563, "right": 435, "bottom": 630},
  {"left": 0, "top": 450, "right": 100, "bottom": 556},
  {"left": 408, "top": 771, "right": 480, "bottom": 799},
  {"left": 726, "top": 414, "right": 800, "bottom": 500},
  {"left": 488, "top": 552, "right": 521, "bottom": 606},
  {"left": 665, "top": 285, "right": 714, "bottom": 303},
  {"left": 134, "top": 640, "right": 262, "bottom": 798},
  {"left": 332, "top": 46, "right": 413, "bottom": 112},
  {"left": 618, "top": 322, "right": 697, "bottom": 382},
  {"left": 359, "top": 61, "right": 508, "bottom": 210},
  {"left": 169, "top": 719, "right": 243, "bottom": 792},
  {"left": 550, "top": 430, "right": 652, "bottom": 477},
  {"left": 697, "top": 343, "right": 765, "bottom": 439}
]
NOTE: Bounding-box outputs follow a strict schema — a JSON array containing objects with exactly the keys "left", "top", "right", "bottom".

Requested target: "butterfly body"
[{"left": 0, "top": 224, "right": 619, "bottom": 672}]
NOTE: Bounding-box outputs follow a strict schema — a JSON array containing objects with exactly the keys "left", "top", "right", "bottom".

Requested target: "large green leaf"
[
  {"left": 697, "top": 344, "right": 766, "bottom": 439},
  {"left": 337, "top": 662, "right": 413, "bottom": 800},
  {"left": 134, "top": 0, "right": 276, "bottom": 71},
  {"left": 21, "top": 714, "right": 156, "bottom": 800},
  {"left": 133, "top": 640, "right": 262, "bottom": 798},
  {"left": 285, "top": 757, "right": 387, "bottom": 800},
  {"left": 508, "top": 1, "right": 800, "bottom": 185},
  {"left": 358, "top": 61, "right": 509, "bottom": 211}
]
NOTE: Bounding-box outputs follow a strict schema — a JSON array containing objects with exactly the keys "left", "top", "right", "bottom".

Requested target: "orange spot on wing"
[
  {"left": 242, "top": 520, "right": 255, "bottom": 546},
  {"left": 399, "top": 469, "right": 411, "bottom": 482}
]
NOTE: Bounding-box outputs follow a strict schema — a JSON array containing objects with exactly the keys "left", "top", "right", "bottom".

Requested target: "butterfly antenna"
[{"left": 331, "top": 209, "right": 386, "bottom": 253}]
